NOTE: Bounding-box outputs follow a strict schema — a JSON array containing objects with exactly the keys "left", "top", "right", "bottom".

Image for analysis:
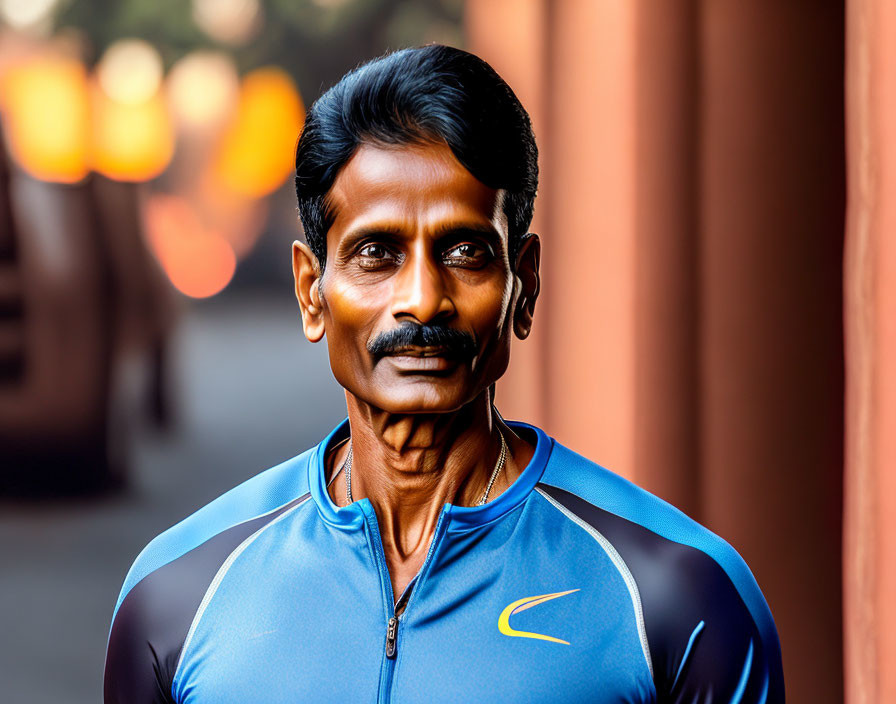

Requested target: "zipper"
[
  {"left": 385, "top": 582, "right": 413, "bottom": 659},
  {"left": 367, "top": 505, "right": 448, "bottom": 703},
  {"left": 385, "top": 616, "right": 399, "bottom": 659}
]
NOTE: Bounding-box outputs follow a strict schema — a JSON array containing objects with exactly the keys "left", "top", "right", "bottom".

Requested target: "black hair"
[{"left": 294, "top": 44, "right": 538, "bottom": 269}]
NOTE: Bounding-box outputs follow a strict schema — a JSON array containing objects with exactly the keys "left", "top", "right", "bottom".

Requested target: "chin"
[
  {"left": 358, "top": 377, "right": 480, "bottom": 415},
  {"left": 337, "top": 360, "right": 505, "bottom": 415},
  {"left": 374, "top": 391, "right": 472, "bottom": 415}
]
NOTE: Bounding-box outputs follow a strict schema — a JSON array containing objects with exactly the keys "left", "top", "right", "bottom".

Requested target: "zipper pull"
[{"left": 385, "top": 616, "right": 398, "bottom": 659}]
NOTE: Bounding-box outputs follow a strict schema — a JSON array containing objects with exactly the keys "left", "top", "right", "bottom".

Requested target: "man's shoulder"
[
  {"left": 539, "top": 441, "right": 755, "bottom": 590},
  {"left": 532, "top": 438, "right": 785, "bottom": 699},
  {"left": 105, "top": 449, "right": 317, "bottom": 702},
  {"left": 537, "top": 440, "right": 779, "bottom": 642},
  {"left": 111, "top": 447, "right": 315, "bottom": 621}
]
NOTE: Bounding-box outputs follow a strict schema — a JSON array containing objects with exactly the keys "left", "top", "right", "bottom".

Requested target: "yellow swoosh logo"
[{"left": 498, "top": 589, "right": 580, "bottom": 645}]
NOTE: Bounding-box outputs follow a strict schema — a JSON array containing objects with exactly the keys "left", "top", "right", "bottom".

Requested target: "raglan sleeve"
[{"left": 646, "top": 543, "right": 785, "bottom": 703}]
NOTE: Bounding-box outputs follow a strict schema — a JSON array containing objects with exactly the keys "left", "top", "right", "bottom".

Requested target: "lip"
[
  {"left": 389, "top": 346, "right": 452, "bottom": 357},
  {"left": 384, "top": 350, "right": 460, "bottom": 373}
]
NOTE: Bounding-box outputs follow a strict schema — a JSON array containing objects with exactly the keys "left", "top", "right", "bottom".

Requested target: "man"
[{"left": 104, "top": 45, "right": 784, "bottom": 703}]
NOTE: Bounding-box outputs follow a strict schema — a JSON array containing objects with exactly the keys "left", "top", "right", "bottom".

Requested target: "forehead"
[{"left": 326, "top": 141, "right": 506, "bottom": 241}]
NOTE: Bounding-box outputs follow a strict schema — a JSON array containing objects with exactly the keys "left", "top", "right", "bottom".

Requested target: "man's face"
[{"left": 294, "top": 140, "right": 537, "bottom": 415}]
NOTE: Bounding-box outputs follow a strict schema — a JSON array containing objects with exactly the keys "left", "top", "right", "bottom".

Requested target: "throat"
[
  {"left": 375, "top": 503, "right": 443, "bottom": 601},
  {"left": 384, "top": 549, "right": 429, "bottom": 604}
]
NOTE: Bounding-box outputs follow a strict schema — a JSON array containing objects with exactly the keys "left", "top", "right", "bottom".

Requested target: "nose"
[{"left": 390, "top": 240, "right": 455, "bottom": 324}]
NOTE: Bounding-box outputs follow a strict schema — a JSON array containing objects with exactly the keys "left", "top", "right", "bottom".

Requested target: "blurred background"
[{"left": 0, "top": 1, "right": 893, "bottom": 702}]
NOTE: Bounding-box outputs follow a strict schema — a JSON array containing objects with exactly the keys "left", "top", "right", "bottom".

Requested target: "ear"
[
  {"left": 292, "top": 240, "right": 326, "bottom": 343},
  {"left": 512, "top": 233, "right": 541, "bottom": 340}
]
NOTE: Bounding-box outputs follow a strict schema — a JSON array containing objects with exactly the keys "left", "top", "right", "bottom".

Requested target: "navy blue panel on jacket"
[{"left": 104, "top": 420, "right": 784, "bottom": 703}]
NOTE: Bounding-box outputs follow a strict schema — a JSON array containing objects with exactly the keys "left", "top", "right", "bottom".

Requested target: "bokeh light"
[
  {"left": 191, "top": 0, "right": 262, "bottom": 46},
  {"left": 90, "top": 87, "right": 174, "bottom": 182},
  {"left": 194, "top": 175, "right": 269, "bottom": 259},
  {"left": 0, "top": 0, "right": 58, "bottom": 33},
  {"left": 91, "top": 39, "right": 173, "bottom": 181},
  {"left": 144, "top": 194, "right": 237, "bottom": 299},
  {"left": 0, "top": 54, "right": 90, "bottom": 182},
  {"left": 211, "top": 67, "right": 304, "bottom": 199},
  {"left": 97, "top": 39, "right": 163, "bottom": 105},
  {"left": 167, "top": 51, "right": 240, "bottom": 132}
]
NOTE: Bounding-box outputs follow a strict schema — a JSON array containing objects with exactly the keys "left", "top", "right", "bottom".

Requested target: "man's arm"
[
  {"left": 104, "top": 583, "right": 178, "bottom": 704},
  {"left": 644, "top": 544, "right": 783, "bottom": 703},
  {"left": 103, "top": 540, "right": 214, "bottom": 704},
  {"left": 104, "top": 525, "right": 258, "bottom": 704},
  {"left": 663, "top": 621, "right": 774, "bottom": 703}
]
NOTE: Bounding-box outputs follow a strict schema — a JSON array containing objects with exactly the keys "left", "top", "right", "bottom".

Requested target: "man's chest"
[
  {"left": 175, "top": 593, "right": 652, "bottom": 704},
  {"left": 170, "top": 515, "right": 655, "bottom": 703}
]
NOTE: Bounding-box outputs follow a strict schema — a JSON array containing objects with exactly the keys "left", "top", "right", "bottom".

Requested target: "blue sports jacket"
[{"left": 104, "top": 420, "right": 784, "bottom": 703}]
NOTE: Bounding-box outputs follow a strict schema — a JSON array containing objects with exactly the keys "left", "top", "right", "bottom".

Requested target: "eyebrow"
[
  {"left": 341, "top": 224, "right": 403, "bottom": 242},
  {"left": 336, "top": 226, "right": 404, "bottom": 256},
  {"left": 431, "top": 223, "right": 501, "bottom": 241},
  {"left": 339, "top": 222, "right": 501, "bottom": 251}
]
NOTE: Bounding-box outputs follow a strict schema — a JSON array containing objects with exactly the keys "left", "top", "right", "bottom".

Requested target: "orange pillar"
[
  {"left": 844, "top": 0, "right": 896, "bottom": 701},
  {"left": 698, "top": 2, "right": 845, "bottom": 701},
  {"left": 632, "top": 1, "right": 701, "bottom": 517},
  {"left": 541, "top": 0, "right": 638, "bottom": 477}
]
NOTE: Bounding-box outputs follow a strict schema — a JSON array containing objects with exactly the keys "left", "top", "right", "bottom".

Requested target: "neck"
[
  {"left": 347, "top": 390, "right": 505, "bottom": 547},
  {"left": 327, "top": 389, "right": 531, "bottom": 599}
]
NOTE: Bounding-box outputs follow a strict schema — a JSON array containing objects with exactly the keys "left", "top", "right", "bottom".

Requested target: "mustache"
[{"left": 366, "top": 322, "right": 477, "bottom": 360}]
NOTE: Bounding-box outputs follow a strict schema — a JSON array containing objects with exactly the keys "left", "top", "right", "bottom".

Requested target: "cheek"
[
  {"left": 455, "top": 274, "right": 514, "bottom": 341},
  {"left": 323, "top": 273, "right": 379, "bottom": 327},
  {"left": 320, "top": 277, "right": 381, "bottom": 365}
]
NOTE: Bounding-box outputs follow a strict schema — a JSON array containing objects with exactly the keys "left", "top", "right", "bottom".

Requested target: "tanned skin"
[{"left": 292, "top": 141, "right": 541, "bottom": 601}]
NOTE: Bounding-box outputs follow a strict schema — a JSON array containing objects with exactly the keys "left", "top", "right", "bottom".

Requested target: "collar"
[{"left": 307, "top": 418, "right": 554, "bottom": 532}]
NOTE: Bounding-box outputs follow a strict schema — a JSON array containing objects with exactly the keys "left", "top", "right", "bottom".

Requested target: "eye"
[
  {"left": 443, "top": 242, "right": 492, "bottom": 268},
  {"left": 357, "top": 243, "right": 398, "bottom": 269}
]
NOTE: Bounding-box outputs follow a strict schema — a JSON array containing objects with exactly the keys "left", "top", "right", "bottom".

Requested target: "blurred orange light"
[
  {"left": 212, "top": 67, "right": 304, "bottom": 199},
  {"left": 195, "top": 176, "right": 269, "bottom": 258},
  {"left": 91, "top": 40, "right": 173, "bottom": 182},
  {"left": 167, "top": 51, "right": 239, "bottom": 132},
  {"left": 145, "top": 194, "right": 237, "bottom": 299},
  {"left": 0, "top": 55, "right": 90, "bottom": 183},
  {"left": 91, "top": 85, "right": 174, "bottom": 182}
]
